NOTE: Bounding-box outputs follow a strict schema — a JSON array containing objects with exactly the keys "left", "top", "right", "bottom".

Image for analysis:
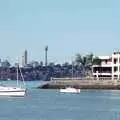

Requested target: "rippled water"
[{"left": 0, "top": 81, "right": 120, "bottom": 120}]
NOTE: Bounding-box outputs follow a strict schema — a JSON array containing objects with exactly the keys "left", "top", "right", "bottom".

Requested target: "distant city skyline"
[{"left": 0, "top": 0, "right": 120, "bottom": 64}]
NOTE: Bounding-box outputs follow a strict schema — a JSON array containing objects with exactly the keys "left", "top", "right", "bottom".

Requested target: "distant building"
[
  {"left": 92, "top": 52, "right": 120, "bottom": 79},
  {"left": 22, "top": 50, "right": 28, "bottom": 67}
]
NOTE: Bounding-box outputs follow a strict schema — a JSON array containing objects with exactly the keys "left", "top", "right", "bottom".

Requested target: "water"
[
  {"left": 0, "top": 80, "right": 46, "bottom": 88},
  {"left": 0, "top": 81, "right": 120, "bottom": 120}
]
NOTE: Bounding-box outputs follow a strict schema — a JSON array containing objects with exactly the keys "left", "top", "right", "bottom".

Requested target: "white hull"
[
  {"left": 0, "top": 86, "right": 26, "bottom": 97},
  {"left": 60, "top": 87, "right": 80, "bottom": 93},
  {"left": 0, "top": 91, "right": 26, "bottom": 97}
]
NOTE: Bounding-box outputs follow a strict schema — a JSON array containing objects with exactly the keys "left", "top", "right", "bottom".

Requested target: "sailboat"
[{"left": 0, "top": 64, "right": 27, "bottom": 97}]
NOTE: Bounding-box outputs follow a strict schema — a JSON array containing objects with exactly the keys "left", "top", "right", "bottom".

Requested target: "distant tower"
[
  {"left": 22, "top": 50, "right": 28, "bottom": 67},
  {"left": 45, "top": 46, "right": 48, "bottom": 66}
]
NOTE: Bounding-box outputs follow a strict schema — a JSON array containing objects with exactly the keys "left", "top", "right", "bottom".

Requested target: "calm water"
[{"left": 0, "top": 81, "right": 120, "bottom": 120}]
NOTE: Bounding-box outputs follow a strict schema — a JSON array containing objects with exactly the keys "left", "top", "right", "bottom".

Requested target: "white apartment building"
[{"left": 93, "top": 52, "right": 120, "bottom": 79}]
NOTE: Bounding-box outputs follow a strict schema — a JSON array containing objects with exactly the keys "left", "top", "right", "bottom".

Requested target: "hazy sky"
[{"left": 0, "top": 0, "right": 119, "bottom": 64}]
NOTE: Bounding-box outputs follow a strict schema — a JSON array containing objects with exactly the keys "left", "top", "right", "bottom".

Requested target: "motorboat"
[
  {"left": 60, "top": 60, "right": 80, "bottom": 94},
  {"left": 60, "top": 87, "right": 80, "bottom": 93}
]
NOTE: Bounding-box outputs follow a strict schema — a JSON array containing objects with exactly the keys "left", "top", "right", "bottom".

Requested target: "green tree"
[
  {"left": 1, "top": 60, "right": 11, "bottom": 68},
  {"left": 75, "top": 54, "right": 89, "bottom": 76},
  {"left": 92, "top": 57, "right": 101, "bottom": 65},
  {"left": 75, "top": 53, "right": 101, "bottom": 76}
]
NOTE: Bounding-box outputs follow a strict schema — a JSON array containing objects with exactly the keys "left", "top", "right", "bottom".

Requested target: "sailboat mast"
[
  {"left": 72, "top": 61, "right": 73, "bottom": 79},
  {"left": 19, "top": 67, "right": 26, "bottom": 87},
  {"left": 17, "top": 64, "right": 19, "bottom": 86}
]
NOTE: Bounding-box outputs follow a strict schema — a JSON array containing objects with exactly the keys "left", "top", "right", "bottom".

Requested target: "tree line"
[{"left": 0, "top": 53, "right": 101, "bottom": 80}]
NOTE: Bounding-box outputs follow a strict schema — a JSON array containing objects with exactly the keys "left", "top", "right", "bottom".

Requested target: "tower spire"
[{"left": 45, "top": 46, "right": 48, "bottom": 66}]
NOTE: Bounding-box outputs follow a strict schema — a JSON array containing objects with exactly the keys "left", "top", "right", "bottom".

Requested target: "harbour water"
[{"left": 0, "top": 81, "right": 120, "bottom": 120}]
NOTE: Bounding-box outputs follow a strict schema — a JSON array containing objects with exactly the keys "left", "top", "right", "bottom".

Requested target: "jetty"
[{"left": 38, "top": 77, "right": 120, "bottom": 89}]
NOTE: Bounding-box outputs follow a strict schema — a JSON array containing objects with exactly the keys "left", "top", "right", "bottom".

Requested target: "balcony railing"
[{"left": 93, "top": 71, "right": 112, "bottom": 73}]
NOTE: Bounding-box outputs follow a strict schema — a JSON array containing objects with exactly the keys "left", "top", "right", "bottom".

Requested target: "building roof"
[{"left": 98, "top": 56, "right": 111, "bottom": 60}]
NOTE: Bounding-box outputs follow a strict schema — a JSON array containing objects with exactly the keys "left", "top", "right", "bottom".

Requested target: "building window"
[
  {"left": 114, "top": 67, "right": 118, "bottom": 72},
  {"left": 114, "top": 58, "right": 117, "bottom": 64},
  {"left": 114, "top": 75, "right": 118, "bottom": 78}
]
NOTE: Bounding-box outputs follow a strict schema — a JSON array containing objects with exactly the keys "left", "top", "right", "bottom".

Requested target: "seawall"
[{"left": 38, "top": 78, "right": 120, "bottom": 89}]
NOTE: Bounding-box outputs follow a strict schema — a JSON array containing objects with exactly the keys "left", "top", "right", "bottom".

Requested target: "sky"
[{"left": 0, "top": 0, "right": 120, "bottom": 64}]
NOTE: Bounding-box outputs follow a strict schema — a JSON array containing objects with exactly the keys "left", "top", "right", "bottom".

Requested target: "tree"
[
  {"left": 92, "top": 57, "right": 101, "bottom": 65},
  {"left": 75, "top": 54, "right": 82, "bottom": 65},
  {"left": 30, "top": 61, "right": 39, "bottom": 68},
  {"left": 75, "top": 54, "right": 89, "bottom": 76},
  {"left": 75, "top": 53, "right": 101, "bottom": 77},
  {"left": 62, "top": 62, "right": 69, "bottom": 67},
  {"left": 40, "top": 61, "right": 43, "bottom": 66},
  {"left": 49, "top": 62, "right": 55, "bottom": 67},
  {"left": 86, "top": 53, "right": 94, "bottom": 65},
  {"left": 1, "top": 60, "right": 11, "bottom": 68}
]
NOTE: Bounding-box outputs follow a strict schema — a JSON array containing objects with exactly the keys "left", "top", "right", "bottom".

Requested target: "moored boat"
[
  {"left": 0, "top": 63, "right": 27, "bottom": 97},
  {"left": 0, "top": 86, "right": 26, "bottom": 96},
  {"left": 60, "top": 87, "right": 80, "bottom": 93}
]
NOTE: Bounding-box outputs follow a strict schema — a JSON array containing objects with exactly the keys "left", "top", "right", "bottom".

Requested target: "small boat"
[
  {"left": 60, "top": 60, "right": 80, "bottom": 94},
  {"left": 0, "top": 64, "right": 27, "bottom": 97},
  {"left": 60, "top": 87, "right": 80, "bottom": 93}
]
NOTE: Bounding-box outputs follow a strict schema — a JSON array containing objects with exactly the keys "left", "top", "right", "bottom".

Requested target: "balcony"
[
  {"left": 92, "top": 61, "right": 112, "bottom": 67},
  {"left": 101, "top": 62, "right": 112, "bottom": 67},
  {"left": 93, "top": 71, "right": 112, "bottom": 76}
]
